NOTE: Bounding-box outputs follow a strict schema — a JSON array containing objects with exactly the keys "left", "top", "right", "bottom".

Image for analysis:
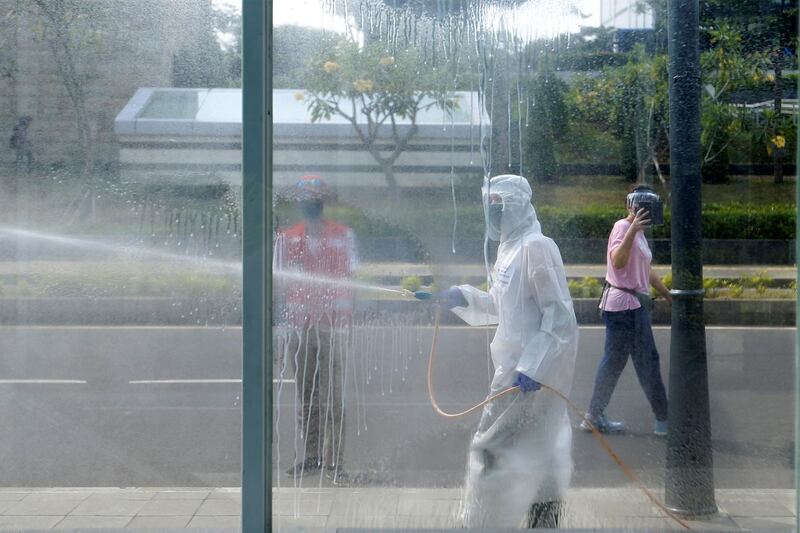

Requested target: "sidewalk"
[{"left": 0, "top": 487, "right": 793, "bottom": 531}]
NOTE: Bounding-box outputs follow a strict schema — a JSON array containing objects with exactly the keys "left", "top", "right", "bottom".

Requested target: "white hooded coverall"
[{"left": 452, "top": 175, "right": 578, "bottom": 528}]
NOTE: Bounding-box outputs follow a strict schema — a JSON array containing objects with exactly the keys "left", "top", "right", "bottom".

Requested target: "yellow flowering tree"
[
  {"left": 699, "top": 24, "right": 770, "bottom": 183},
  {"left": 305, "top": 40, "right": 457, "bottom": 190}
]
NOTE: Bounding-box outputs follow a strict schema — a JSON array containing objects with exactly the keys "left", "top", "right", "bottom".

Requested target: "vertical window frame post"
[{"left": 242, "top": 0, "right": 272, "bottom": 531}]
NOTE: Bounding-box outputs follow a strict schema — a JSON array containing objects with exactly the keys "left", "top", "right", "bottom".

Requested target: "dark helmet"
[{"left": 289, "top": 175, "right": 334, "bottom": 202}]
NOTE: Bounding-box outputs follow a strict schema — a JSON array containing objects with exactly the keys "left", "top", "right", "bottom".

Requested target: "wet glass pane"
[
  {"left": 270, "top": 0, "right": 798, "bottom": 530},
  {"left": 0, "top": 0, "right": 242, "bottom": 529}
]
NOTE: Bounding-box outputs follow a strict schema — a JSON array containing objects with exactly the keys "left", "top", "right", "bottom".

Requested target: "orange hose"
[{"left": 426, "top": 307, "right": 691, "bottom": 530}]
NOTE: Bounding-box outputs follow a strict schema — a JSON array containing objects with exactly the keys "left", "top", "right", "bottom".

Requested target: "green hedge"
[
  {"left": 278, "top": 202, "right": 796, "bottom": 242},
  {"left": 697, "top": 204, "right": 796, "bottom": 240},
  {"left": 538, "top": 204, "right": 796, "bottom": 240}
]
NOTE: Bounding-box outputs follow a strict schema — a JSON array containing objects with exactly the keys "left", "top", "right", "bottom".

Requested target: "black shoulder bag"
[{"left": 598, "top": 281, "right": 653, "bottom": 314}]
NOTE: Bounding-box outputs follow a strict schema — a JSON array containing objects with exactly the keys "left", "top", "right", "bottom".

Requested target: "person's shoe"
[
  {"left": 654, "top": 419, "right": 668, "bottom": 437},
  {"left": 285, "top": 456, "right": 321, "bottom": 476},
  {"left": 580, "top": 413, "right": 626, "bottom": 434}
]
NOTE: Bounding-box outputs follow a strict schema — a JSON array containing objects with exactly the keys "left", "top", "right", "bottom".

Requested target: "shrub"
[
  {"left": 539, "top": 204, "right": 795, "bottom": 240},
  {"left": 568, "top": 276, "right": 603, "bottom": 298},
  {"left": 567, "top": 279, "right": 581, "bottom": 297},
  {"left": 281, "top": 198, "right": 796, "bottom": 243},
  {"left": 700, "top": 204, "right": 795, "bottom": 240},
  {"left": 581, "top": 277, "right": 603, "bottom": 298},
  {"left": 537, "top": 206, "right": 621, "bottom": 239},
  {"left": 726, "top": 280, "right": 744, "bottom": 298},
  {"left": 400, "top": 276, "right": 422, "bottom": 292},
  {"left": 741, "top": 270, "right": 771, "bottom": 295},
  {"left": 703, "top": 277, "right": 723, "bottom": 298}
]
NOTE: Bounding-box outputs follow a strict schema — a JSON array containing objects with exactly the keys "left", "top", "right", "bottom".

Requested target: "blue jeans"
[{"left": 588, "top": 307, "right": 668, "bottom": 421}]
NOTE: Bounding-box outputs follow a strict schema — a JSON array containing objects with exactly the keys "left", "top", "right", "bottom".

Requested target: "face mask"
[
  {"left": 487, "top": 203, "right": 504, "bottom": 240},
  {"left": 300, "top": 200, "right": 323, "bottom": 220}
]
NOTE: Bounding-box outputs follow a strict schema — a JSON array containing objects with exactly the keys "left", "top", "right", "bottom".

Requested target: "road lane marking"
[
  {"left": 0, "top": 379, "right": 87, "bottom": 384},
  {"left": 129, "top": 379, "right": 242, "bottom": 384},
  {"left": 128, "top": 379, "right": 296, "bottom": 384}
]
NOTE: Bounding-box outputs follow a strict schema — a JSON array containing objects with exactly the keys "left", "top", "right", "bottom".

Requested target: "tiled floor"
[
  {"left": 0, "top": 488, "right": 238, "bottom": 530},
  {"left": 0, "top": 487, "right": 794, "bottom": 530}
]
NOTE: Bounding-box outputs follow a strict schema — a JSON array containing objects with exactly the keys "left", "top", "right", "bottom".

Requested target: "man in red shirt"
[{"left": 274, "top": 176, "right": 358, "bottom": 480}]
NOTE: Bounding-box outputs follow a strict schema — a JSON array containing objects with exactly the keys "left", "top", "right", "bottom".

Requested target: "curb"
[{"left": 0, "top": 296, "right": 792, "bottom": 326}]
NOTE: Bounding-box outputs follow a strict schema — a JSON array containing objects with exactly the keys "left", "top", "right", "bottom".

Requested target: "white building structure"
[
  {"left": 115, "top": 88, "right": 488, "bottom": 188},
  {"left": 599, "top": 0, "right": 653, "bottom": 29}
]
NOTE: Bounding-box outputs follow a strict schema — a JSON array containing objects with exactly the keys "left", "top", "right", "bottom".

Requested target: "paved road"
[{"left": 0, "top": 325, "right": 793, "bottom": 489}]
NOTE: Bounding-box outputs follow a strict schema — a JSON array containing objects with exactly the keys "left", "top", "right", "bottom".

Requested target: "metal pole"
[
  {"left": 795, "top": 6, "right": 799, "bottom": 527},
  {"left": 664, "top": 0, "right": 717, "bottom": 517},
  {"left": 242, "top": 0, "right": 272, "bottom": 531}
]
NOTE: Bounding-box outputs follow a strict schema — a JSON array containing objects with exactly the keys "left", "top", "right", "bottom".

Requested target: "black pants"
[
  {"left": 588, "top": 307, "right": 668, "bottom": 421},
  {"left": 527, "top": 501, "right": 562, "bottom": 528}
]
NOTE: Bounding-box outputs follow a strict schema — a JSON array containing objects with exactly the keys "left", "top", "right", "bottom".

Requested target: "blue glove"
[
  {"left": 434, "top": 286, "right": 467, "bottom": 309},
  {"left": 513, "top": 372, "right": 541, "bottom": 393}
]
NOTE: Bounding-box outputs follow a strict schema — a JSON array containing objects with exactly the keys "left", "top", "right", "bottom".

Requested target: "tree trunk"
[
  {"left": 36, "top": 0, "right": 97, "bottom": 220},
  {"left": 382, "top": 164, "right": 399, "bottom": 199},
  {"left": 773, "top": 57, "right": 783, "bottom": 184}
]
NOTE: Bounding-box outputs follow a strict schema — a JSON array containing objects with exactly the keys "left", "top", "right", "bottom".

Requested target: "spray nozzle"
[{"left": 399, "top": 289, "right": 434, "bottom": 301}]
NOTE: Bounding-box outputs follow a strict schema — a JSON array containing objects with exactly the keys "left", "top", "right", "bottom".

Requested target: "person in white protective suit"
[{"left": 437, "top": 174, "right": 578, "bottom": 529}]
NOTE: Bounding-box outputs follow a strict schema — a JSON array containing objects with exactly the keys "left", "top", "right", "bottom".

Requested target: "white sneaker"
[
  {"left": 580, "top": 414, "right": 626, "bottom": 434},
  {"left": 654, "top": 419, "right": 668, "bottom": 436}
]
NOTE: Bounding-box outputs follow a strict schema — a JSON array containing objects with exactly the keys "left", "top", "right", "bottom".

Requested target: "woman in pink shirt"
[{"left": 581, "top": 185, "right": 672, "bottom": 436}]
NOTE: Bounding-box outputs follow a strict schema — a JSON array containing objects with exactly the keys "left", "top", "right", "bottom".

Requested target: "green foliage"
[
  {"left": 567, "top": 48, "right": 668, "bottom": 182},
  {"left": 524, "top": 68, "right": 568, "bottom": 183},
  {"left": 568, "top": 277, "right": 603, "bottom": 298},
  {"left": 538, "top": 203, "right": 795, "bottom": 240},
  {"left": 745, "top": 109, "right": 796, "bottom": 165},
  {"left": 172, "top": 2, "right": 231, "bottom": 88},
  {"left": 726, "top": 280, "right": 745, "bottom": 298},
  {"left": 661, "top": 273, "right": 672, "bottom": 290},
  {"left": 699, "top": 25, "right": 771, "bottom": 183},
  {"left": 555, "top": 123, "right": 620, "bottom": 164},
  {"left": 554, "top": 27, "right": 624, "bottom": 71},
  {"left": 305, "top": 40, "right": 455, "bottom": 123},
  {"left": 273, "top": 25, "right": 337, "bottom": 89},
  {"left": 400, "top": 276, "right": 423, "bottom": 292},
  {"left": 703, "top": 277, "right": 723, "bottom": 298},
  {"left": 699, "top": 0, "right": 798, "bottom": 57},
  {"left": 276, "top": 199, "right": 795, "bottom": 244},
  {"left": 9, "top": 271, "right": 238, "bottom": 298},
  {"left": 303, "top": 39, "right": 457, "bottom": 188},
  {"left": 699, "top": 204, "right": 795, "bottom": 239},
  {"left": 537, "top": 206, "right": 621, "bottom": 239},
  {"left": 567, "top": 279, "right": 580, "bottom": 296},
  {"left": 741, "top": 270, "right": 772, "bottom": 295},
  {"left": 567, "top": 21, "right": 790, "bottom": 182}
]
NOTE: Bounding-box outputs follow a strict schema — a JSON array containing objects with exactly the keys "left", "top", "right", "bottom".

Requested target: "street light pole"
[{"left": 665, "top": 0, "right": 717, "bottom": 517}]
